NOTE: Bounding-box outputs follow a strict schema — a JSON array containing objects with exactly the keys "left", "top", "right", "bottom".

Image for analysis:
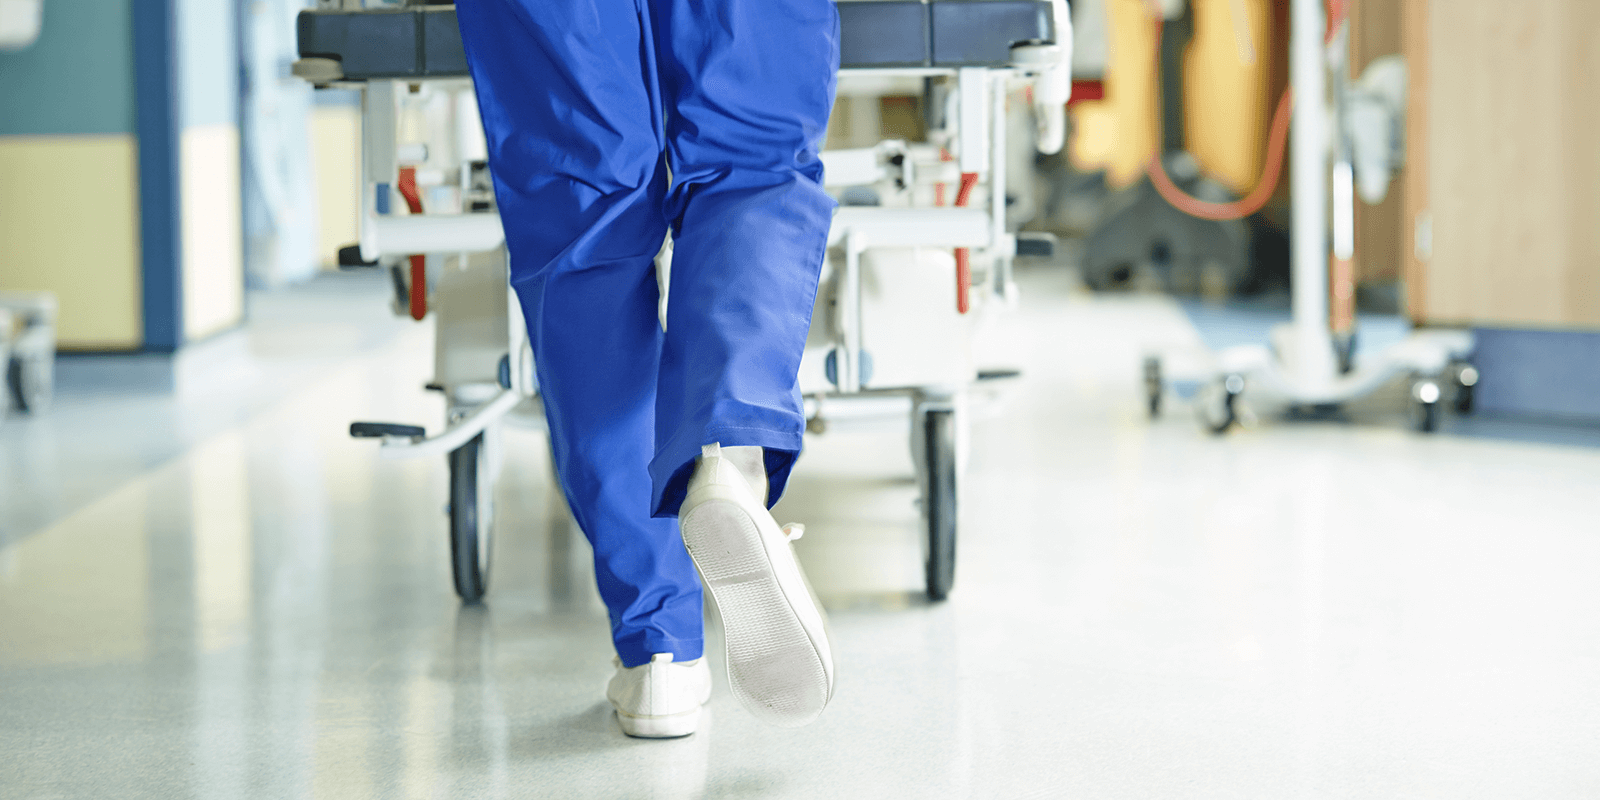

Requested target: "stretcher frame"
[{"left": 295, "top": 0, "right": 1070, "bottom": 603}]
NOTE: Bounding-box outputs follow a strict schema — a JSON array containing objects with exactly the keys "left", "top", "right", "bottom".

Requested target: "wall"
[
  {"left": 1408, "top": 0, "right": 1600, "bottom": 329},
  {"left": 1070, "top": 0, "right": 1276, "bottom": 193},
  {"left": 240, "top": 0, "right": 324, "bottom": 285},
  {"left": 177, "top": 0, "right": 242, "bottom": 341},
  {"left": 1401, "top": 0, "right": 1600, "bottom": 422},
  {"left": 0, "top": 0, "right": 242, "bottom": 351},
  {"left": 1181, "top": 0, "right": 1275, "bottom": 195},
  {"left": 310, "top": 100, "right": 361, "bottom": 270},
  {"left": 1349, "top": 0, "right": 1404, "bottom": 284},
  {"left": 0, "top": 0, "right": 144, "bottom": 349},
  {"left": 1070, "top": 0, "right": 1158, "bottom": 188}
]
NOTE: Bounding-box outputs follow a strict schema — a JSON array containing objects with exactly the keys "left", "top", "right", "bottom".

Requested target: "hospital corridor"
[
  {"left": 4, "top": 0, "right": 1600, "bottom": 797},
  {"left": 5, "top": 262, "right": 1599, "bottom": 797}
]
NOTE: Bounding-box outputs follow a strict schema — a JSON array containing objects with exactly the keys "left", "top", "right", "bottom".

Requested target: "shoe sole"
[
  {"left": 616, "top": 707, "right": 701, "bottom": 739},
  {"left": 680, "top": 487, "right": 833, "bottom": 728}
]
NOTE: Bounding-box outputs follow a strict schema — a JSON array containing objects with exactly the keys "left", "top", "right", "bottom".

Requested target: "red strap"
[
  {"left": 1067, "top": 80, "right": 1104, "bottom": 106},
  {"left": 396, "top": 166, "right": 424, "bottom": 213},
  {"left": 952, "top": 172, "right": 980, "bottom": 314},
  {"left": 397, "top": 168, "right": 427, "bottom": 320}
]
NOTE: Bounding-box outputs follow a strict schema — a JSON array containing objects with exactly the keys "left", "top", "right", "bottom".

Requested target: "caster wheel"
[
  {"left": 922, "top": 408, "right": 958, "bottom": 602},
  {"left": 1419, "top": 400, "right": 1440, "bottom": 432},
  {"left": 1201, "top": 374, "right": 1244, "bottom": 434},
  {"left": 1412, "top": 379, "right": 1442, "bottom": 433},
  {"left": 448, "top": 433, "right": 493, "bottom": 603},
  {"left": 1451, "top": 362, "right": 1478, "bottom": 415},
  {"left": 8, "top": 354, "right": 50, "bottom": 414},
  {"left": 5, "top": 358, "right": 24, "bottom": 412},
  {"left": 1334, "top": 330, "right": 1358, "bottom": 375},
  {"left": 1142, "top": 356, "right": 1163, "bottom": 418}
]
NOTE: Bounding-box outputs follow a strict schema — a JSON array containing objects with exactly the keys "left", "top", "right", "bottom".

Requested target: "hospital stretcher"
[{"left": 294, "top": 0, "right": 1071, "bottom": 603}]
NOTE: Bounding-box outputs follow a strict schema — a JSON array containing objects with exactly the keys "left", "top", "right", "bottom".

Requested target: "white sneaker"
[
  {"left": 607, "top": 653, "right": 713, "bottom": 738},
  {"left": 678, "top": 443, "right": 835, "bottom": 727}
]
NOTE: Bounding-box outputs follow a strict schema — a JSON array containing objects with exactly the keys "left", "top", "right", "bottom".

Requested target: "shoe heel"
[
  {"left": 617, "top": 706, "right": 701, "bottom": 739},
  {"left": 680, "top": 498, "right": 831, "bottom": 727}
]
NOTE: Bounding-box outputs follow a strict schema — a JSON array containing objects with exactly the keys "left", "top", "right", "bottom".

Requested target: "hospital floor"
[{"left": 3, "top": 266, "right": 1599, "bottom": 799}]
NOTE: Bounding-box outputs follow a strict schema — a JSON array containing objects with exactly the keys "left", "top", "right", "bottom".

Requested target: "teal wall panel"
[{"left": 0, "top": 0, "right": 138, "bottom": 136}]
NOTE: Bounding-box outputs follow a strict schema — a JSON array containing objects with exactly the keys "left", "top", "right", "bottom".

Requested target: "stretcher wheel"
[
  {"left": 1201, "top": 374, "right": 1244, "bottom": 434},
  {"left": 1142, "top": 356, "right": 1163, "bottom": 418},
  {"left": 8, "top": 351, "right": 50, "bottom": 414},
  {"left": 7, "top": 358, "right": 32, "bottom": 412},
  {"left": 1453, "top": 381, "right": 1475, "bottom": 415},
  {"left": 1451, "top": 361, "right": 1478, "bottom": 414},
  {"left": 1334, "top": 330, "right": 1357, "bottom": 375},
  {"left": 448, "top": 433, "right": 493, "bottom": 603},
  {"left": 1412, "top": 378, "right": 1442, "bottom": 434},
  {"left": 922, "top": 408, "right": 958, "bottom": 602},
  {"left": 1418, "top": 399, "right": 1439, "bottom": 433}
]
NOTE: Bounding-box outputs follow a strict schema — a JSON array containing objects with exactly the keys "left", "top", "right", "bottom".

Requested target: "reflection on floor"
[
  {"left": 0, "top": 272, "right": 416, "bottom": 545},
  {"left": 3, "top": 266, "right": 1599, "bottom": 799}
]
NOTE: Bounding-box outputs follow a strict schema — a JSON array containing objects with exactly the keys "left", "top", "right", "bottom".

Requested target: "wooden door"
[{"left": 1404, "top": 0, "right": 1600, "bottom": 329}]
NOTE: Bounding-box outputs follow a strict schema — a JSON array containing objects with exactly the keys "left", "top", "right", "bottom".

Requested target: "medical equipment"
[
  {"left": 1083, "top": 4, "right": 1252, "bottom": 296},
  {"left": 0, "top": 309, "right": 10, "bottom": 422},
  {"left": 0, "top": 291, "right": 56, "bottom": 415},
  {"left": 295, "top": 0, "right": 1071, "bottom": 603},
  {"left": 1142, "top": 0, "right": 1474, "bottom": 433}
]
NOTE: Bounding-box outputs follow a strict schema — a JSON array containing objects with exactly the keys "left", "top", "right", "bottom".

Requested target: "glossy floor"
[{"left": 3, "top": 268, "right": 1599, "bottom": 799}]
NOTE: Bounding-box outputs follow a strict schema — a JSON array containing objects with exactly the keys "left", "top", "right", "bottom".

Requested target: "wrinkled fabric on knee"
[{"left": 458, "top": 0, "right": 836, "bottom": 667}]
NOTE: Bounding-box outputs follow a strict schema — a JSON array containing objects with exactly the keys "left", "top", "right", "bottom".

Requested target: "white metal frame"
[
  {"left": 320, "top": 21, "right": 1072, "bottom": 464},
  {"left": 816, "top": 52, "right": 1065, "bottom": 400},
  {"left": 344, "top": 77, "right": 532, "bottom": 462}
]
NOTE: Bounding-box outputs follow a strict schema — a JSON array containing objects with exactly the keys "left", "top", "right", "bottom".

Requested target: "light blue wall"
[
  {"left": 239, "top": 0, "right": 319, "bottom": 287},
  {"left": 177, "top": 0, "right": 237, "bottom": 128},
  {"left": 0, "top": 0, "right": 241, "bottom": 135},
  {"left": 0, "top": 0, "right": 138, "bottom": 136}
]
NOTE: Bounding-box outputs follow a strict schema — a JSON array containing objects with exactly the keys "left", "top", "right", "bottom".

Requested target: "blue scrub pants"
[{"left": 457, "top": 0, "right": 839, "bottom": 667}]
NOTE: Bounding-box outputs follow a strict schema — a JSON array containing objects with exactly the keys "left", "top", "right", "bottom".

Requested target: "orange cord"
[
  {"left": 1148, "top": 86, "right": 1293, "bottom": 221},
  {"left": 396, "top": 167, "right": 428, "bottom": 321},
  {"left": 1143, "top": 0, "right": 1348, "bottom": 222}
]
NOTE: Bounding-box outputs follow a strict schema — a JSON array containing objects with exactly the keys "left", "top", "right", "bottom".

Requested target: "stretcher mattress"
[{"left": 296, "top": 0, "right": 1057, "bottom": 81}]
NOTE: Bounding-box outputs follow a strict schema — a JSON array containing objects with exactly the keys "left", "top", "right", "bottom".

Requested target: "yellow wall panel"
[
  {"left": 1071, "top": 0, "right": 1159, "bottom": 188},
  {"left": 0, "top": 135, "right": 142, "bottom": 349},
  {"left": 1183, "top": 0, "right": 1273, "bottom": 194},
  {"left": 1071, "top": 0, "right": 1273, "bottom": 194},
  {"left": 310, "top": 105, "right": 361, "bottom": 270}
]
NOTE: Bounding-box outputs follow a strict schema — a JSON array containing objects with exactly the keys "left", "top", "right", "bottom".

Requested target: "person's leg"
[
  {"left": 645, "top": 0, "right": 841, "bottom": 517},
  {"left": 457, "top": 0, "right": 702, "bottom": 669},
  {"left": 645, "top": 0, "right": 841, "bottom": 728}
]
